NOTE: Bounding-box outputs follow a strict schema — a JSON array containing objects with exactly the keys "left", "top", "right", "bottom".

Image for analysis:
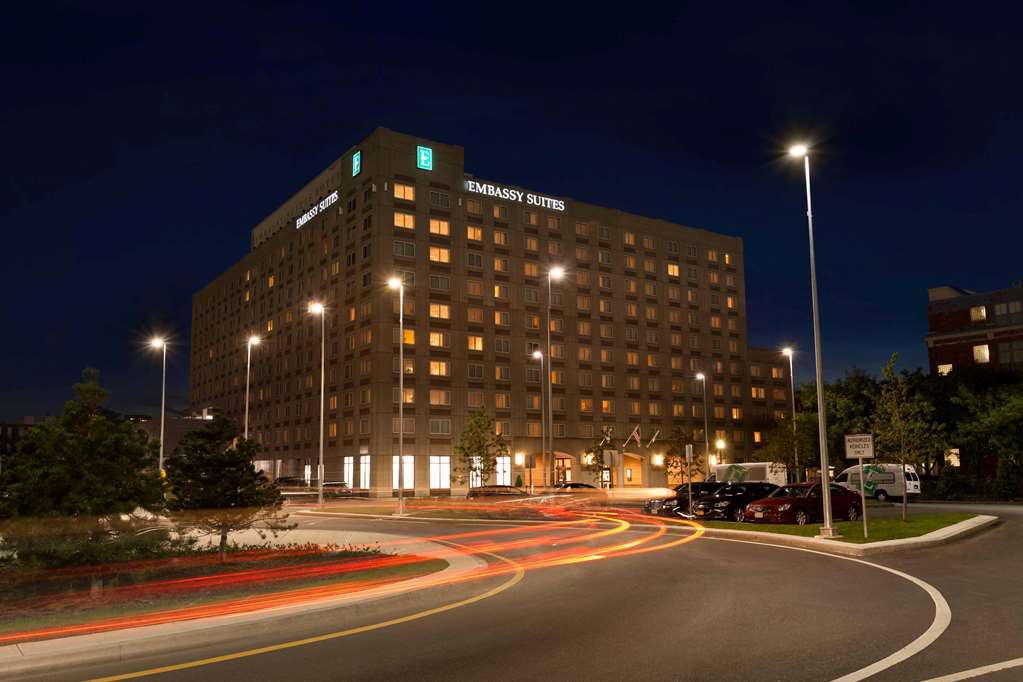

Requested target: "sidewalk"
[{"left": 0, "top": 529, "right": 484, "bottom": 679}]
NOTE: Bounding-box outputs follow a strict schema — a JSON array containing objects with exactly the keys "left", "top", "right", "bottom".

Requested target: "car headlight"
[{"left": 778, "top": 503, "right": 791, "bottom": 511}]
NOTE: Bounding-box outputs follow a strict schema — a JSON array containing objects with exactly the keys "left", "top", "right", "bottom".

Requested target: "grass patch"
[
  {"left": 0, "top": 547, "right": 446, "bottom": 641},
  {"left": 700, "top": 513, "right": 975, "bottom": 543}
]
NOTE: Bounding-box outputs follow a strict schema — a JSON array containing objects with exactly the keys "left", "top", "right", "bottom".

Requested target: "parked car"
[
  {"left": 643, "top": 482, "right": 723, "bottom": 516},
  {"left": 690, "top": 482, "right": 779, "bottom": 522},
  {"left": 835, "top": 463, "right": 921, "bottom": 502},
  {"left": 555, "top": 482, "right": 598, "bottom": 491},
  {"left": 744, "top": 483, "right": 862, "bottom": 525},
  {"left": 467, "top": 485, "right": 528, "bottom": 499}
]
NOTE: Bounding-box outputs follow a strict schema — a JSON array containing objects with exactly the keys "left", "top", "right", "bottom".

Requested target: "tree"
[
  {"left": 952, "top": 382, "right": 1023, "bottom": 499},
  {"left": 581, "top": 428, "right": 618, "bottom": 487},
  {"left": 663, "top": 425, "right": 704, "bottom": 485},
  {"left": 454, "top": 408, "right": 508, "bottom": 488},
  {"left": 873, "top": 354, "right": 946, "bottom": 521},
  {"left": 760, "top": 417, "right": 817, "bottom": 481},
  {"left": 164, "top": 412, "right": 292, "bottom": 559},
  {"left": 0, "top": 369, "right": 165, "bottom": 568}
]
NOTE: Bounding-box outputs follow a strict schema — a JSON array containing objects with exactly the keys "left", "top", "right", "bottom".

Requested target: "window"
[
  {"left": 430, "top": 360, "right": 450, "bottom": 376},
  {"left": 429, "top": 419, "right": 451, "bottom": 435},
  {"left": 496, "top": 456, "right": 511, "bottom": 486},
  {"left": 495, "top": 310, "right": 511, "bottom": 326},
  {"left": 392, "top": 455, "right": 414, "bottom": 489},
  {"left": 493, "top": 204, "right": 509, "bottom": 220},
  {"left": 466, "top": 252, "right": 483, "bottom": 268},
  {"left": 430, "top": 274, "right": 450, "bottom": 291},
  {"left": 429, "top": 218, "right": 450, "bottom": 236},
  {"left": 430, "top": 389, "right": 451, "bottom": 405},
  {"left": 667, "top": 263, "right": 680, "bottom": 277},
  {"left": 468, "top": 307, "right": 484, "bottom": 323},
  {"left": 429, "top": 331, "right": 450, "bottom": 348},
  {"left": 468, "top": 391, "right": 484, "bottom": 408},
  {"left": 771, "top": 366, "right": 784, "bottom": 379},
  {"left": 466, "top": 198, "right": 482, "bottom": 215},
  {"left": 973, "top": 344, "right": 990, "bottom": 364},
  {"left": 394, "top": 211, "right": 415, "bottom": 230},
  {"left": 429, "top": 303, "right": 450, "bottom": 319},
  {"left": 392, "top": 417, "right": 414, "bottom": 434},
  {"left": 394, "top": 182, "right": 415, "bottom": 201},
  {"left": 393, "top": 240, "right": 416, "bottom": 258},
  {"left": 429, "top": 246, "right": 450, "bottom": 263},
  {"left": 392, "top": 387, "right": 415, "bottom": 404},
  {"left": 467, "top": 225, "right": 483, "bottom": 241},
  {"left": 468, "top": 363, "right": 484, "bottom": 379},
  {"left": 970, "top": 305, "right": 987, "bottom": 322},
  {"left": 467, "top": 335, "right": 484, "bottom": 351},
  {"left": 494, "top": 284, "right": 510, "bottom": 299},
  {"left": 937, "top": 363, "right": 953, "bottom": 376},
  {"left": 359, "top": 455, "right": 370, "bottom": 489},
  {"left": 429, "top": 456, "right": 450, "bottom": 489},
  {"left": 524, "top": 236, "right": 539, "bottom": 251},
  {"left": 429, "top": 190, "right": 450, "bottom": 208},
  {"left": 524, "top": 262, "right": 540, "bottom": 278}
]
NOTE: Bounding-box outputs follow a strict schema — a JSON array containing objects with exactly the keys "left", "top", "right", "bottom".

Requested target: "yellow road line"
[{"left": 87, "top": 544, "right": 525, "bottom": 682}]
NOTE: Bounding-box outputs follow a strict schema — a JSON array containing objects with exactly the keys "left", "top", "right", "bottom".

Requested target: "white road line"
[
  {"left": 700, "top": 536, "right": 951, "bottom": 682},
  {"left": 920, "top": 657, "right": 1023, "bottom": 681}
]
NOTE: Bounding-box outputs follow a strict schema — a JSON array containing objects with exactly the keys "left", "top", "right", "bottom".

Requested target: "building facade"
[
  {"left": 190, "top": 128, "right": 789, "bottom": 496},
  {"left": 926, "top": 283, "right": 1023, "bottom": 375}
]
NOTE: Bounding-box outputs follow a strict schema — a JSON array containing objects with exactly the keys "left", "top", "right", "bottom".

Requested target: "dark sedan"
[
  {"left": 643, "top": 482, "right": 723, "bottom": 516},
  {"left": 744, "top": 483, "right": 862, "bottom": 525},
  {"left": 690, "top": 482, "right": 779, "bottom": 522}
]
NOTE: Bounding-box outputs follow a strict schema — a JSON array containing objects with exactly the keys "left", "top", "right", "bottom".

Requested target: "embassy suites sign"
[
  {"left": 295, "top": 190, "right": 339, "bottom": 229},
  {"left": 463, "top": 179, "right": 566, "bottom": 212}
]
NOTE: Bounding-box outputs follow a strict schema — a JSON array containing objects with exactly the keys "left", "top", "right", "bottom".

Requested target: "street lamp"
[
  {"left": 308, "top": 301, "right": 326, "bottom": 506},
  {"left": 782, "top": 347, "right": 799, "bottom": 482},
  {"left": 244, "top": 335, "right": 260, "bottom": 440},
  {"left": 532, "top": 350, "right": 545, "bottom": 492},
  {"left": 387, "top": 277, "right": 407, "bottom": 516},
  {"left": 715, "top": 439, "right": 726, "bottom": 470},
  {"left": 545, "top": 265, "right": 564, "bottom": 489},
  {"left": 788, "top": 143, "right": 837, "bottom": 537},
  {"left": 149, "top": 338, "right": 167, "bottom": 477},
  {"left": 696, "top": 372, "right": 710, "bottom": 480}
]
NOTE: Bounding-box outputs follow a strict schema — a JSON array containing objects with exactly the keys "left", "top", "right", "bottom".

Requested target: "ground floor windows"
[
  {"left": 496, "top": 456, "right": 511, "bottom": 485},
  {"left": 392, "top": 455, "right": 414, "bottom": 489},
  {"left": 359, "top": 455, "right": 370, "bottom": 489},
  {"left": 430, "top": 456, "right": 451, "bottom": 489},
  {"left": 343, "top": 456, "right": 353, "bottom": 488}
]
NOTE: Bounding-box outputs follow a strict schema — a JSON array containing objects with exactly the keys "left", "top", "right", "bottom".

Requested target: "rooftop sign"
[
  {"left": 463, "top": 179, "right": 565, "bottom": 212},
  {"left": 295, "top": 190, "right": 339, "bottom": 229}
]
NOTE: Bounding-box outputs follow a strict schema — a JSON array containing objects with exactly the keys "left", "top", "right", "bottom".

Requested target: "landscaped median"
[
  {"left": 690, "top": 513, "right": 999, "bottom": 556},
  {"left": 0, "top": 529, "right": 479, "bottom": 680}
]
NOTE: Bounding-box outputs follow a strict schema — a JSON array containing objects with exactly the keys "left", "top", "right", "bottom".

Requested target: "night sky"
[{"left": 3, "top": 3, "right": 1021, "bottom": 420}]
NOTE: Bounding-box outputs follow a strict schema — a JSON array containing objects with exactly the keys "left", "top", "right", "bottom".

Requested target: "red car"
[{"left": 744, "top": 483, "right": 862, "bottom": 526}]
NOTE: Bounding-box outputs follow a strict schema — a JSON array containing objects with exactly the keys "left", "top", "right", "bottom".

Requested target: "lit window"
[
  {"left": 973, "top": 345, "right": 990, "bottom": 364},
  {"left": 937, "top": 364, "right": 953, "bottom": 376},
  {"left": 666, "top": 263, "right": 680, "bottom": 277},
  {"left": 467, "top": 225, "right": 483, "bottom": 241},
  {"left": 429, "top": 303, "right": 450, "bottom": 319},
  {"left": 393, "top": 182, "right": 415, "bottom": 201},
  {"left": 429, "top": 360, "right": 450, "bottom": 376},
  {"left": 970, "top": 306, "right": 987, "bottom": 322},
  {"left": 429, "top": 246, "right": 450, "bottom": 263},
  {"left": 429, "top": 456, "right": 451, "bottom": 489},
  {"left": 393, "top": 212, "right": 415, "bottom": 229},
  {"left": 467, "top": 335, "right": 484, "bottom": 351},
  {"left": 429, "top": 218, "right": 450, "bottom": 236}
]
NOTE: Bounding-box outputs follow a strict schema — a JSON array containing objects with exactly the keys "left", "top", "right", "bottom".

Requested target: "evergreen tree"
[
  {"left": 453, "top": 408, "right": 507, "bottom": 488},
  {"left": 164, "top": 412, "right": 292, "bottom": 559},
  {"left": 0, "top": 369, "right": 165, "bottom": 567}
]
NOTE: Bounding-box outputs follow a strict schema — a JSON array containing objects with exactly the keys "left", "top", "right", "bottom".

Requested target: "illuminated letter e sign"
[{"left": 416, "top": 145, "right": 433, "bottom": 171}]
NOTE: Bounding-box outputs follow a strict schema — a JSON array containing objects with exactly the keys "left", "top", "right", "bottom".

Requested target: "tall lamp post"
[
  {"left": 696, "top": 372, "right": 710, "bottom": 480},
  {"left": 532, "top": 350, "right": 545, "bottom": 494},
  {"left": 714, "top": 438, "right": 726, "bottom": 468},
  {"left": 545, "top": 265, "right": 564, "bottom": 489},
  {"left": 387, "top": 277, "right": 407, "bottom": 516},
  {"left": 149, "top": 338, "right": 167, "bottom": 476},
  {"left": 244, "top": 335, "right": 260, "bottom": 439},
  {"left": 782, "top": 347, "right": 799, "bottom": 482},
  {"left": 308, "top": 302, "right": 326, "bottom": 506},
  {"left": 789, "top": 143, "right": 837, "bottom": 537}
]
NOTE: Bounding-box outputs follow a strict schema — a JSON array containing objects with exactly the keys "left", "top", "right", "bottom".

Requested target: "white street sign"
[{"left": 844, "top": 434, "right": 875, "bottom": 460}]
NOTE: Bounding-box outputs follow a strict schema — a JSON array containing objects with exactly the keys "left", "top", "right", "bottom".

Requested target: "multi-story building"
[
  {"left": 190, "top": 128, "right": 789, "bottom": 496},
  {"left": 926, "top": 283, "right": 1023, "bottom": 375}
]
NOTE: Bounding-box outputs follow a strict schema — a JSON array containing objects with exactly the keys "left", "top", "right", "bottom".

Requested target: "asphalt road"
[{"left": 24, "top": 502, "right": 1023, "bottom": 682}]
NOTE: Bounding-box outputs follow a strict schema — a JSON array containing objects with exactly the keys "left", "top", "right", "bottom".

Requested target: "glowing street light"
[
  {"left": 788, "top": 142, "right": 837, "bottom": 537},
  {"left": 781, "top": 347, "right": 800, "bottom": 481},
  {"left": 387, "top": 277, "right": 407, "bottom": 516},
  {"left": 695, "top": 372, "right": 710, "bottom": 480},
  {"left": 244, "top": 336, "right": 260, "bottom": 440},
  {"left": 532, "top": 350, "right": 545, "bottom": 491},
  {"left": 149, "top": 338, "right": 167, "bottom": 476},
  {"left": 308, "top": 302, "right": 326, "bottom": 505},
  {"left": 544, "top": 266, "right": 564, "bottom": 489}
]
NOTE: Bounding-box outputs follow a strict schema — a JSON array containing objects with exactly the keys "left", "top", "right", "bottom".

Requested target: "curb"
[
  {"left": 0, "top": 530, "right": 484, "bottom": 680},
  {"left": 694, "top": 514, "right": 999, "bottom": 556}
]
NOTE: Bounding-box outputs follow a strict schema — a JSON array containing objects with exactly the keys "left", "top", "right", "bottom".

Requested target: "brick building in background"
[
  {"left": 190, "top": 128, "right": 790, "bottom": 496},
  {"left": 926, "top": 283, "right": 1023, "bottom": 375}
]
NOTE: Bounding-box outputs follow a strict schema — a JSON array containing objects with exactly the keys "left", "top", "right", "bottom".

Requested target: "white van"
[
  {"left": 712, "top": 462, "right": 788, "bottom": 487},
  {"left": 835, "top": 463, "right": 921, "bottom": 502}
]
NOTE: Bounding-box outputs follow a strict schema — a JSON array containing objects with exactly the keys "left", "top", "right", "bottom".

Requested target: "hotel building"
[{"left": 190, "top": 128, "right": 789, "bottom": 496}]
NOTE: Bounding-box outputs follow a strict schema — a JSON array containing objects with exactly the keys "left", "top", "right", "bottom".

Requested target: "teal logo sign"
[
  {"left": 352, "top": 151, "right": 361, "bottom": 176},
  {"left": 416, "top": 145, "right": 433, "bottom": 171}
]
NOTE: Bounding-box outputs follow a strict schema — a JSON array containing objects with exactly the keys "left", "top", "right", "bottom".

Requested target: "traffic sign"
[
  {"left": 844, "top": 433, "right": 874, "bottom": 459},
  {"left": 685, "top": 443, "right": 693, "bottom": 463}
]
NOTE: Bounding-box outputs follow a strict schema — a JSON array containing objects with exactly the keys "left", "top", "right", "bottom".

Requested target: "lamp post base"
[{"left": 816, "top": 526, "right": 842, "bottom": 539}]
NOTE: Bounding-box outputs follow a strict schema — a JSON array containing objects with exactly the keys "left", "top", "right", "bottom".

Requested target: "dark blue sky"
[{"left": 2, "top": 3, "right": 1021, "bottom": 420}]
